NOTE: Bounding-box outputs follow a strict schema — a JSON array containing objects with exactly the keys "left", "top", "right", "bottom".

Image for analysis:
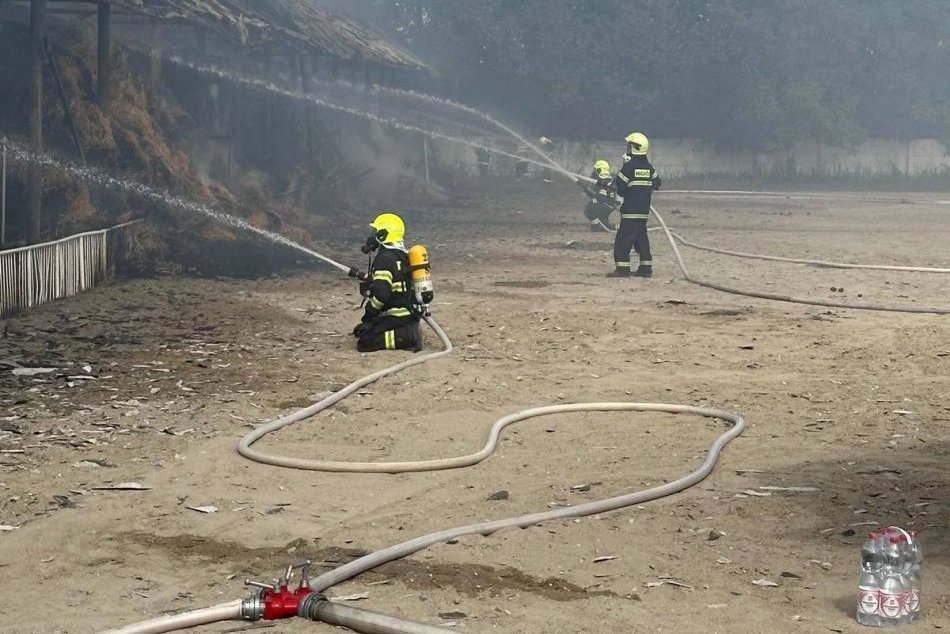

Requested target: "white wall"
[{"left": 429, "top": 136, "right": 950, "bottom": 179}]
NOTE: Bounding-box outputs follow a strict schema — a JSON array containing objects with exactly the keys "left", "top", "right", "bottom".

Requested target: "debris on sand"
[{"left": 92, "top": 482, "right": 151, "bottom": 491}]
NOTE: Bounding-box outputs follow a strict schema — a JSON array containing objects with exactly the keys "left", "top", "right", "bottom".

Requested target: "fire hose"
[
  {"left": 9, "top": 88, "right": 941, "bottom": 631},
  {"left": 98, "top": 188, "right": 946, "bottom": 633},
  {"left": 102, "top": 314, "right": 746, "bottom": 634},
  {"left": 648, "top": 207, "right": 950, "bottom": 314},
  {"left": 667, "top": 229, "right": 950, "bottom": 274},
  {"left": 566, "top": 171, "right": 950, "bottom": 313},
  {"left": 100, "top": 233, "right": 748, "bottom": 633}
]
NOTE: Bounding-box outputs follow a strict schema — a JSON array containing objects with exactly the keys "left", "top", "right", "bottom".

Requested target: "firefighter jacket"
[
  {"left": 363, "top": 245, "right": 416, "bottom": 322},
  {"left": 584, "top": 169, "right": 618, "bottom": 207},
  {"left": 615, "top": 155, "right": 661, "bottom": 219}
]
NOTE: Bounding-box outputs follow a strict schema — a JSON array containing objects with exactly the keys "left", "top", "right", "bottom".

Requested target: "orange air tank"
[{"left": 408, "top": 244, "right": 434, "bottom": 305}]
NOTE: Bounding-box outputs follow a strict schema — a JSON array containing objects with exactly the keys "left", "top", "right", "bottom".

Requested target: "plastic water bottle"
[
  {"left": 858, "top": 527, "right": 923, "bottom": 627},
  {"left": 857, "top": 531, "right": 884, "bottom": 626},
  {"left": 879, "top": 534, "right": 911, "bottom": 626},
  {"left": 905, "top": 531, "right": 922, "bottom": 622}
]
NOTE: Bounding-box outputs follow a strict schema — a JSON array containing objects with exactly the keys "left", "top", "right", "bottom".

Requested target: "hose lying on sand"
[
  {"left": 664, "top": 189, "right": 950, "bottom": 206},
  {"left": 101, "top": 213, "right": 750, "bottom": 634},
  {"left": 101, "top": 183, "right": 946, "bottom": 633},
  {"left": 237, "top": 315, "right": 453, "bottom": 471},
  {"left": 99, "top": 597, "right": 463, "bottom": 634},
  {"left": 666, "top": 229, "right": 950, "bottom": 274},
  {"left": 570, "top": 172, "right": 950, "bottom": 313},
  {"left": 101, "top": 311, "right": 745, "bottom": 634},
  {"left": 234, "top": 313, "right": 746, "bottom": 582},
  {"left": 649, "top": 206, "right": 950, "bottom": 314},
  {"left": 99, "top": 601, "right": 243, "bottom": 634}
]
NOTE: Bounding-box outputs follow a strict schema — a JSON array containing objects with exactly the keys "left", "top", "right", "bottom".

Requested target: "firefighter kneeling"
[{"left": 352, "top": 212, "right": 432, "bottom": 353}]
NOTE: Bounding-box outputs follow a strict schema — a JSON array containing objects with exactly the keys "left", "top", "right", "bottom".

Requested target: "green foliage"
[{"left": 320, "top": 0, "right": 950, "bottom": 149}]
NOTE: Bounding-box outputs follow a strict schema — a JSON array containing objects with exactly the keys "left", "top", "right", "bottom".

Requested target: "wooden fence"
[{"left": 0, "top": 221, "right": 140, "bottom": 318}]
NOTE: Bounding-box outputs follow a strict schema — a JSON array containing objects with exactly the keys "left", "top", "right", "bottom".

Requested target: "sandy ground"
[{"left": 1, "top": 184, "right": 948, "bottom": 634}]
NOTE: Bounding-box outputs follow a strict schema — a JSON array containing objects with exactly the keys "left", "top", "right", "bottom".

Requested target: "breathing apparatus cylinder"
[{"left": 408, "top": 245, "right": 434, "bottom": 305}]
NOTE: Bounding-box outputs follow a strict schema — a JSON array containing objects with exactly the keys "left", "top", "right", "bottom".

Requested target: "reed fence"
[{"left": 0, "top": 221, "right": 140, "bottom": 318}]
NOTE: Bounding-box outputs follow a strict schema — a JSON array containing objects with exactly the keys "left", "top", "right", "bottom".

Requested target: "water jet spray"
[{"left": 2, "top": 140, "right": 357, "bottom": 276}]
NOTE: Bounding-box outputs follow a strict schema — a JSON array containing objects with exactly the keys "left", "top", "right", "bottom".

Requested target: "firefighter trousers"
[
  {"left": 613, "top": 218, "right": 651, "bottom": 269},
  {"left": 584, "top": 201, "right": 614, "bottom": 226},
  {"left": 356, "top": 316, "right": 422, "bottom": 352}
]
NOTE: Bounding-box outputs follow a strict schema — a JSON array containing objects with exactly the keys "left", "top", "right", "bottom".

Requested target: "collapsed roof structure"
[
  {"left": 0, "top": 0, "right": 427, "bottom": 245},
  {"left": 108, "top": 0, "right": 426, "bottom": 69}
]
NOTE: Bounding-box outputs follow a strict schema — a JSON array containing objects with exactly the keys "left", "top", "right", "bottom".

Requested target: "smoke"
[{"left": 165, "top": 56, "right": 581, "bottom": 182}]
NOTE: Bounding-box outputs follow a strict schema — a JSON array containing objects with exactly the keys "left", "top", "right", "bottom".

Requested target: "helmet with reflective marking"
[
  {"left": 369, "top": 212, "right": 405, "bottom": 244},
  {"left": 624, "top": 132, "right": 650, "bottom": 155},
  {"left": 593, "top": 159, "right": 611, "bottom": 178}
]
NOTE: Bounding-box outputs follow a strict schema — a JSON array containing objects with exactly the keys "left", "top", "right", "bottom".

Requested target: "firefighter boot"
[
  {"left": 634, "top": 264, "right": 653, "bottom": 278},
  {"left": 606, "top": 267, "right": 632, "bottom": 278}
]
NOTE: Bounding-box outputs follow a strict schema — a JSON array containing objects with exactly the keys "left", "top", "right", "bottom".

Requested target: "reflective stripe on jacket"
[{"left": 616, "top": 155, "right": 661, "bottom": 214}]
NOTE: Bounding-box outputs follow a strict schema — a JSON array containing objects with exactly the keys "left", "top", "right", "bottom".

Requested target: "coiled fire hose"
[
  {"left": 100, "top": 184, "right": 947, "bottom": 634},
  {"left": 101, "top": 239, "right": 748, "bottom": 634},
  {"left": 101, "top": 190, "right": 949, "bottom": 633},
  {"left": 102, "top": 317, "right": 746, "bottom": 633}
]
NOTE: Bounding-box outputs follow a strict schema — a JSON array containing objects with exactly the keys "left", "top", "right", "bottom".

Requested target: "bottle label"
[
  {"left": 899, "top": 591, "right": 913, "bottom": 617},
  {"left": 858, "top": 589, "right": 879, "bottom": 615},
  {"left": 879, "top": 591, "right": 902, "bottom": 618},
  {"left": 907, "top": 588, "right": 920, "bottom": 613}
]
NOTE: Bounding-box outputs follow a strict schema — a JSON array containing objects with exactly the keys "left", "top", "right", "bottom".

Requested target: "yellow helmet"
[
  {"left": 369, "top": 212, "right": 405, "bottom": 244},
  {"left": 593, "top": 159, "right": 611, "bottom": 178},
  {"left": 624, "top": 132, "right": 650, "bottom": 155}
]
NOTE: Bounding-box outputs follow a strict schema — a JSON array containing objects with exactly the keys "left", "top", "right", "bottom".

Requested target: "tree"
[{"left": 316, "top": 0, "right": 950, "bottom": 148}]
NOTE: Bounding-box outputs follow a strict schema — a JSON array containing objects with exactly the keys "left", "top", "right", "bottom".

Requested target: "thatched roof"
[{"left": 115, "top": 0, "right": 426, "bottom": 69}]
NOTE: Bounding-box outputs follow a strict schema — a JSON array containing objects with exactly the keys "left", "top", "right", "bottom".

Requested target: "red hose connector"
[{"left": 240, "top": 560, "right": 316, "bottom": 621}]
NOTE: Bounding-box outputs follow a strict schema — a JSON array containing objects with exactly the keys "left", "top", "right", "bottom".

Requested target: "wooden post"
[
  {"left": 313, "top": 53, "right": 331, "bottom": 81},
  {"left": 1, "top": 140, "right": 7, "bottom": 247},
  {"left": 423, "top": 134, "right": 430, "bottom": 183},
  {"left": 227, "top": 85, "right": 236, "bottom": 181},
  {"left": 29, "top": 0, "right": 45, "bottom": 243},
  {"left": 298, "top": 55, "right": 311, "bottom": 93},
  {"left": 97, "top": 2, "right": 111, "bottom": 107},
  {"left": 297, "top": 55, "right": 312, "bottom": 166},
  {"left": 45, "top": 38, "right": 85, "bottom": 162},
  {"left": 262, "top": 55, "right": 276, "bottom": 168}
]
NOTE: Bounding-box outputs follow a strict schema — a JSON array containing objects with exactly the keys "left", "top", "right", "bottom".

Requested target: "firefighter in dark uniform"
[
  {"left": 609, "top": 132, "right": 661, "bottom": 277},
  {"left": 579, "top": 159, "right": 618, "bottom": 232},
  {"left": 352, "top": 213, "right": 423, "bottom": 352}
]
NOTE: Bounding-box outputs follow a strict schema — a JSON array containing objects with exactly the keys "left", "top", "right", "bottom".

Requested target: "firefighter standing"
[
  {"left": 579, "top": 159, "right": 618, "bottom": 232},
  {"left": 352, "top": 213, "right": 423, "bottom": 352},
  {"left": 609, "top": 132, "right": 661, "bottom": 277}
]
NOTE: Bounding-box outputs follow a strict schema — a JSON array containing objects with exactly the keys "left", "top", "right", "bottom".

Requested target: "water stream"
[
  {"left": 168, "top": 56, "right": 586, "bottom": 183},
  {"left": 2, "top": 139, "right": 351, "bottom": 271}
]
